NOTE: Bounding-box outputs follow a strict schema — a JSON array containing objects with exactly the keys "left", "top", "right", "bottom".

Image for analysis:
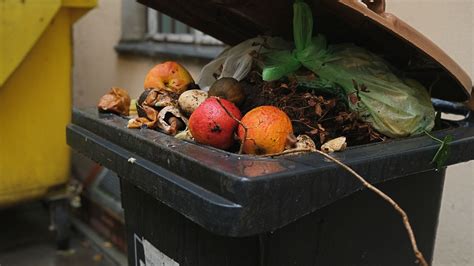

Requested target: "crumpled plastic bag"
[
  {"left": 197, "top": 36, "right": 291, "bottom": 91},
  {"left": 97, "top": 87, "right": 131, "bottom": 116},
  {"left": 261, "top": 1, "right": 435, "bottom": 138}
]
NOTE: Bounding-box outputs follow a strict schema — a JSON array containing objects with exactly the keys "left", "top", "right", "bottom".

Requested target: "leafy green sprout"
[{"left": 424, "top": 130, "right": 453, "bottom": 170}]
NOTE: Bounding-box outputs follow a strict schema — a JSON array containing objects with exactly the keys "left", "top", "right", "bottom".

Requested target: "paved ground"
[{"left": 0, "top": 202, "right": 115, "bottom": 266}]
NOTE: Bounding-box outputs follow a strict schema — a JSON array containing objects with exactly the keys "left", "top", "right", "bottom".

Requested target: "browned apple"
[{"left": 144, "top": 61, "right": 194, "bottom": 94}]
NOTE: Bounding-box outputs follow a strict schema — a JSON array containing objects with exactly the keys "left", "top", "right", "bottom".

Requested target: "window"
[
  {"left": 146, "top": 9, "right": 222, "bottom": 45},
  {"left": 117, "top": 1, "right": 224, "bottom": 60}
]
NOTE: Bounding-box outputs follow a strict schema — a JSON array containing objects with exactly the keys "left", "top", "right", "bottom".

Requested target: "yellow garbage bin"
[{"left": 0, "top": 0, "right": 96, "bottom": 208}]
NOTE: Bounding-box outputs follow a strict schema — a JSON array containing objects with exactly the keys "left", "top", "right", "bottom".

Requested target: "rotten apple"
[
  {"left": 144, "top": 61, "right": 194, "bottom": 94},
  {"left": 237, "top": 106, "right": 293, "bottom": 155}
]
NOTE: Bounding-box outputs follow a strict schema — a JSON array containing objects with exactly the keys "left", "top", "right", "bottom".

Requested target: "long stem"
[
  {"left": 265, "top": 148, "right": 314, "bottom": 157},
  {"left": 424, "top": 130, "right": 443, "bottom": 143}
]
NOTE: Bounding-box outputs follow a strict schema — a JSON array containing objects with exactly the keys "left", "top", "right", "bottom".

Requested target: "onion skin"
[{"left": 178, "top": 89, "right": 208, "bottom": 115}]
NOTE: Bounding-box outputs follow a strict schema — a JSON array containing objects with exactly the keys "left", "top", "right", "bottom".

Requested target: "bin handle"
[
  {"left": 431, "top": 98, "right": 473, "bottom": 122},
  {"left": 361, "top": 0, "right": 386, "bottom": 14},
  {"left": 468, "top": 88, "right": 474, "bottom": 112}
]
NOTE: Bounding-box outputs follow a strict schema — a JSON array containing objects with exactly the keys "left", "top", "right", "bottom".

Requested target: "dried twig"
[
  {"left": 264, "top": 148, "right": 314, "bottom": 157},
  {"left": 312, "top": 149, "right": 429, "bottom": 266},
  {"left": 215, "top": 97, "right": 248, "bottom": 154}
]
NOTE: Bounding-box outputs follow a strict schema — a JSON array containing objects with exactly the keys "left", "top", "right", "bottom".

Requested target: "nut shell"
[
  {"left": 97, "top": 87, "right": 131, "bottom": 116},
  {"left": 178, "top": 90, "right": 208, "bottom": 115},
  {"left": 157, "top": 106, "right": 188, "bottom": 135},
  {"left": 136, "top": 89, "right": 178, "bottom": 118},
  {"left": 283, "top": 135, "right": 316, "bottom": 155},
  {"left": 321, "top": 137, "right": 347, "bottom": 153}
]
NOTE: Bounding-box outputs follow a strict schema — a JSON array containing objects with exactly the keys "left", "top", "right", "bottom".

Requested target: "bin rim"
[{"left": 67, "top": 108, "right": 474, "bottom": 236}]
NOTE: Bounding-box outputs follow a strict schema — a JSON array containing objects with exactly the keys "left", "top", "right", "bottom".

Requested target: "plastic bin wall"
[
  {"left": 0, "top": 0, "right": 96, "bottom": 207},
  {"left": 122, "top": 170, "right": 446, "bottom": 266},
  {"left": 66, "top": 109, "right": 474, "bottom": 265}
]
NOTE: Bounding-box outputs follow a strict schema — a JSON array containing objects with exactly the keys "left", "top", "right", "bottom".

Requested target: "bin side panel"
[
  {"left": 121, "top": 178, "right": 260, "bottom": 266},
  {"left": 121, "top": 170, "right": 445, "bottom": 265},
  {"left": 261, "top": 169, "right": 445, "bottom": 266},
  {"left": 0, "top": 8, "right": 74, "bottom": 207}
]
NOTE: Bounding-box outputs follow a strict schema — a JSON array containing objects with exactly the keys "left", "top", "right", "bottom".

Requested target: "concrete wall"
[
  {"left": 386, "top": 2, "right": 473, "bottom": 265},
  {"left": 73, "top": 0, "right": 473, "bottom": 264},
  {"left": 387, "top": 0, "right": 473, "bottom": 84},
  {"left": 72, "top": 0, "right": 207, "bottom": 108}
]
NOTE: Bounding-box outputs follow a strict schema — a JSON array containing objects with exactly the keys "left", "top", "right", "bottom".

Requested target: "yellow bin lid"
[{"left": 0, "top": 0, "right": 96, "bottom": 87}]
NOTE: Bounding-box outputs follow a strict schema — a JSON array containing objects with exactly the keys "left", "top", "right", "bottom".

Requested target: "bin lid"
[{"left": 138, "top": 0, "right": 472, "bottom": 103}]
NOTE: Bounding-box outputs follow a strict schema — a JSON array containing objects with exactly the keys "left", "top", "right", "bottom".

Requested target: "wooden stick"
[{"left": 265, "top": 148, "right": 314, "bottom": 157}]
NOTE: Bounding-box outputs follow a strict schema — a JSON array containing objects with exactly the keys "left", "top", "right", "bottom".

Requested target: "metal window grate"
[{"left": 147, "top": 9, "right": 222, "bottom": 45}]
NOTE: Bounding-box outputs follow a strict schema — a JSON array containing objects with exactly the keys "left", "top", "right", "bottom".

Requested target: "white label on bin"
[{"left": 143, "top": 239, "right": 179, "bottom": 266}]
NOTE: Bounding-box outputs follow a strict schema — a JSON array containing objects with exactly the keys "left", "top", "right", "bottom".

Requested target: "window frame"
[
  {"left": 146, "top": 9, "right": 223, "bottom": 45},
  {"left": 117, "top": 1, "right": 224, "bottom": 60}
]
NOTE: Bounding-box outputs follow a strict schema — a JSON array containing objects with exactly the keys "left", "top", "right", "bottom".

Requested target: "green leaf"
[
  {"left": 434, "top": 111, "right": 443, "bottom": 130},
  {"left": 430, "top": 135, "right": 453, "bottom": 170}
]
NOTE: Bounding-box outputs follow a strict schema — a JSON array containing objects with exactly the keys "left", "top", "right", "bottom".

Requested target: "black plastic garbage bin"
[
  {"left": 67, "top": 0, "right": 474, "bottom": 265},
  {"left": 68, "top": 107, "right": 472, "bottom": 265}
]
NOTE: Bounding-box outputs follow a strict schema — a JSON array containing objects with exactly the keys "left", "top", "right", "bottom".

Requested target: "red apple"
[{"left": 189, "top": 97, "right": 241, "bottom": 150}]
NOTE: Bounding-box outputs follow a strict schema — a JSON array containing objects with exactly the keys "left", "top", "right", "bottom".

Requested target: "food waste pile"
[
  {"left": 97, "top": 1, "right": 436, "bottom": 156},
  {"left": 98, "top": 61, "right": 383, "bottom": 156}
]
